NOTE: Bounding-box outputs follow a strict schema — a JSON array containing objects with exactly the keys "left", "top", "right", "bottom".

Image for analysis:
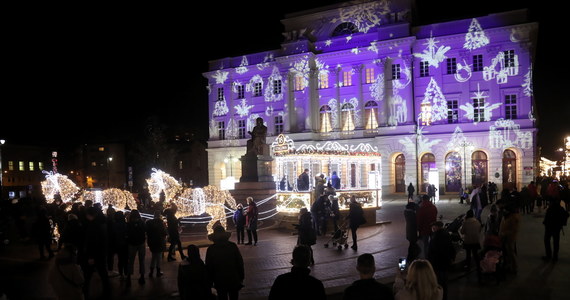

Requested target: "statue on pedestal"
[{"left": 246, "top": 117, "right": 268, "bottom": 156}]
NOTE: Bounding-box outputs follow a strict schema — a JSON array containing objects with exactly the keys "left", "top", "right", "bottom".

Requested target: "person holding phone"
[{"left": 393, "top": 259, "right": 442, "bottom": 300}]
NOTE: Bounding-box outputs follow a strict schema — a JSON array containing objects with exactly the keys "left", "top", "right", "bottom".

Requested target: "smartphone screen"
[{"left": 398, "top": 258, "right": 407, "bottom": 271}]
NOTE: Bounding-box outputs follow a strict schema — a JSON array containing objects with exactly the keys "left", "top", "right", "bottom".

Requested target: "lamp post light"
[
  {"left": 107, "top": 157, "right": 113, "bottom": 188},
  {"left": 456, "top": 140, "right": 474, "bottom": 191},
  {"left": 0, "top": 139, "right": 5, "bottom": 200}
]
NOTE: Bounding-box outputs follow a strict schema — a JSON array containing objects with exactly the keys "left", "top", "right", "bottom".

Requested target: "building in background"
[
  {"left": 171, "top": 133, "right": 209, "bottom": 188},
  {"left": 64, "top": 143, "right": 127, "bottom": 189},
  {"left": 204, "top": 0, "right": 538, "bottom": 194},
  {"left": 0, "top": 144, "right": 53, "bottom": 199}
]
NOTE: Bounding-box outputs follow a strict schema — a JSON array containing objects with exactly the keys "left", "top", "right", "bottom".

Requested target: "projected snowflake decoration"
[
  {"left": 212, "top": 98, "right": 229, "bottom": 116},
  {"left": 235, "top": 56, "right": 249, "bottom": 74},
  {"left": 370, "top": 74, "right": 385, "bottom": 102},
  {"left": 464, "top": 18, "right": 490, "bottom": 50},
  {"left": 351, "top": 47, "right": 361, "bottom": 55},
  {"left": 264, "top": 66, "right": 284, "bottom": 102},
  {"left": 489, "top": 119, "right": 533, "bottom": 150},
  {"left": 332, "top": 0, "right": 390, "bottom": 33},
  {"left": 367, "top": 41, "right": 379, "bottom": 54},
  {"left": 460, "top": 84, "right": 501, "bottom": 122},
  {"left": 522, "top": 65, "right": 533, "bottom": 97},
  {"left": 413, "top": 33, "right": 450, "bottom": 68},
  {"left": 325, "top": 39, "right": 332, "bottom": 47},
  {"left": 420, "top": 77, "right": 447, "bottom": 123},
  {"left": 455, "top": 59, "right": 472, "bottom": 82},
  {"left": 234, "top": 99, "right": 254, "bottom": 118},
  {"left": 212, "top": 70, "right": 229, "bottom": 84}
]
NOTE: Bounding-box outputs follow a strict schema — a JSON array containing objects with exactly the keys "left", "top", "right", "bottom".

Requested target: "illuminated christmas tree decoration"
[
  {"left": 235, "top": 56, "right": 249, "bottom": 74},
  {"left": 420, "top": 77, "right": 447, "bottom": 123},
  {"left": 264, "top": 66, "right": 284, "bottom": 102},
  {"left": 464, "top": 18, "right": 490, "bottom": 50}
]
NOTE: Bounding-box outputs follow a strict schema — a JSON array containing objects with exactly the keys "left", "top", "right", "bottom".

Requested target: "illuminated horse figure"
[
  {"left": 146, "top": 169, "right": 237, "bottom": 234},
  {"left": 41, "top": 171, "right": 136, "bottom": 209}
]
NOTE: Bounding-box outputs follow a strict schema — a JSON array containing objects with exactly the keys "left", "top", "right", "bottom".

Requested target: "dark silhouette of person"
[
  {"left": 404, "top": 202, "right": 419, "bottom": 262},
  {"left": 543, "top": 198, "right": 569, "bottom": 261},
  {"left": 126, "top": 209, "right": 146, "bottom": 286},
  {"left": 428, "top": 221, "right": 455, "bottom": 300},
  {"left": 298, "top": 169, "right": 310, "bottom": 191},
  {"left": 178, "top": 245, "right": 213, "bottom": 300},
  {"left": 166, "top": 208, "right": 186, "bottom": 261},
  {"left": 112, "top": 211, "right": 128, "bottom": 277},
  {"left": 233, "top": 204, "right": 246, "bottom": 244},
  {"left": 297, "top": 208, "right": 316, "bottom": 265},
  {"left": 331, "top": 171, "right": 341, "bottom": 189},
  {"left": 347, "top": 195, "right": 365, "bottom": 251},
  {"left": 82, "top": 207, "right": 110, "bottom": 297},
  {"left": 32, "top": 207, "right": 54, "bottom": 260},
  {"left": 206, "top": 226, "right": 244, "bottom": 300},
  {"left": 244, "top": 197, "right": 258, "bottom": 245},
  {"left": 407, "top": 183, "right": 415, "bottom": 201},
  {"left": 343, "top": 253, "right": 394, "bottom": 300},
  {"left": 268, "top": 245, "right": 326, "bottom": 300},
  {"left": 146, "top": 210, "right": 167, "bottom": 277}
]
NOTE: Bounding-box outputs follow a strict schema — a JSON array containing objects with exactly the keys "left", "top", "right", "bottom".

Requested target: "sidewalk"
[{"left": 1, "top": 194, "right": 569, "bottom": 299}]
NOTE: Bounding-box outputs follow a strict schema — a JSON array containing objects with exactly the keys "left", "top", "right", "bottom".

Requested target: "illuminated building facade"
[{"left": 204, "top": 0, "right": 538, "bottom": 195}]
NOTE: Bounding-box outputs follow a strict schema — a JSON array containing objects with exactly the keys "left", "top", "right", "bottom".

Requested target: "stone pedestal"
[
  {"left": 230, "top": 181, "right": 277, "bottom": 205},
  {"left": 239, "top": 154, "right": 273, "bottom": 182}
]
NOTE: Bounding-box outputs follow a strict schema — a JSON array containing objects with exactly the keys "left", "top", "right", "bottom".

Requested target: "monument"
[{"left": 231, "top": 117, "right": 276, "bottom": 203}]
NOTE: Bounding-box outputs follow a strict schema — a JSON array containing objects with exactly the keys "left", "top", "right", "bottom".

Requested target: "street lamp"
[
  {"left": 107, "top": 157, "right": 113, "bottom": 188},
  {"left": 455, "top": 140, "right": 474, "bottom": 191},
  {"left": 0, "top": 139, "right": 5, "bottom": 200}
]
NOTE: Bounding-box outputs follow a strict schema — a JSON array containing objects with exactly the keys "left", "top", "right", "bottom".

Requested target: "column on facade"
[
  {"left": 308, "top": 67, "right": 320, "bottom": 132},
  {"left": 286, "top": 71, "right": 297, "bottom": 133},
  {"left": 334, "top": 66, "right": 342, "bottom": 131},
  {"left": 354, "top": 64, "right": 365, "bottom": 129},
  {"left": 374, "top": 58, "right": 388, "bottom": 126}
]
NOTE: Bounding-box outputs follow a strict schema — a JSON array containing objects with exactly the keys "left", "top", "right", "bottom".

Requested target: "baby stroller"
[
  {"left": 324, "top": 221, "right": 349, "bottom": 250},
  {"left": 479, "top": 235, "right": 505, "bottom": 284},
  {"left": 444, "top": 213, "right": 465, "bottom": 249}
]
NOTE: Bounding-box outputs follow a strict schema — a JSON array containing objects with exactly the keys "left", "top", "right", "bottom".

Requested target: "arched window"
[
  {"left": 445, "top": 152, "right": 462, "bottom": 192},
  {"left": 332, "top": 22, "right": 359, "bottom": 37},
  {"left": 319, "top": 105, "right": 332, "bottom": 133},
  {"left": 471, "top": 151, "right": 488, "bottom": 187},
  {"left": 502, "top": 150, "right": 516, "bottom": 190},
  {"left": 395, "top": 154, "right": 405, "bottom": 192},
  {"left": 364, "top": 101, "right": 379, "bottom": 130},
  {"left": 341, "top": 103, "right": 355, "bottom": 131},
  {"left": 421, "top": 153, "right": 436, "bottom": 192}
]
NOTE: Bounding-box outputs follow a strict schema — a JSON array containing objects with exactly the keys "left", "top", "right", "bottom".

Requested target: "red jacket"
[
  {"left": 417, "top": 201, "right": 438, "bottom": 237},
  {"left": 527, "top": 183, "right": 538, "bottom": 198}
]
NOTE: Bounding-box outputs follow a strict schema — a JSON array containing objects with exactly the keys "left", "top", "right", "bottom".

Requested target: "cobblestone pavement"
[{"left": 1, "top": 195, "right": 569, "bottom": 299}]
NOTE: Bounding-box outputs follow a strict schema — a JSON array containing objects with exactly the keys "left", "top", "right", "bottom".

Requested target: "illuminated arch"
[
  {"left": 445, "top": 151, "right": 462, "bottom": 192},
  {"left": 332, "top": 22, "right": 359, "bottom": 37},
  {"left": 471, "top": 150, "right": 488, "bottom": 187},
  {"left": 319, "top": 105, "right": 333, "bottom": 133},
  {"left": 420, "top": 153, "right": 436, "bottom": 192},
  {"left": 341, "top": 103, "right": 355, "bottom": 131},
  {"left": 502, "top": 149, "right": 517, "bottom": 190},
  {"left": 394, "top": 153, "right": 406, "bottom": 192},
  {"left": 364, "top": 101, "right": 379, "bottom": 130}
]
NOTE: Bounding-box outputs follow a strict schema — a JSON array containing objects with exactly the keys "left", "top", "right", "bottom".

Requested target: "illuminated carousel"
[{"left": 271, "top": 134, "right": 382, "bottom": 216}]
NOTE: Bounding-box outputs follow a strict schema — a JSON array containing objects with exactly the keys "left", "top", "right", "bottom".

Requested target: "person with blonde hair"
[{"left": 393, "top": 259, "right": 443, "bottom": 300}]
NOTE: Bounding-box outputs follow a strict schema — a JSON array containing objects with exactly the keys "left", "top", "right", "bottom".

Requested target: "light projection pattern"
[
  {"left": 464, "top": 18, "right": 490, "bottom": 50},
  {"left": 325, "top": 40, "right": 333, "bottom": 47},
  {"left": 256, "top": 54, "right": 274, "bottom": 70},
  {"left": 388, "top": 63, "right": 411, "bottom": 126},
  {"left": 446, "top": 126, "right": 470, "bottom": 151},
  {"left": 489, "top": 119, "right": 533, "bottom": 150},
  {"left": 146, "top": 169, "right": 238, "bottom": 234},
  {"left": 413, "top": 33, "right": 451, "bottom": 68},
  {"left": 235, "top": 56, "right": 249, "bottom": 74},
  {"left": 225, "top": 118, "right": 239, "bottom": 141},
  {"left": 331, "top": 0, "right": 391, "bottom": 33},
  {"left": 455, "top": 59, "right": 472, "bottom": 82},
  {"left": 212, "top": 70, "right": 229, "bottom": 84},
  {"left": 483, "top": 51, "right": 519, "bottom": 84},
  {"left": 420, "top": 77, "right": 448, "bottom": 123},
  {"left": 247, "top": 113, "right": 266, "bottom": 132},
  {"left": 234, "top": 99, "right": 255, "bottom": 118},
  {"left": 212, "top": 98, "right": 229, "bottom": 116},
  {"left": 206, "top": 85, "right": 211, "bottom": 95},
  {"left": 342, "top": 97, "right": 361, "bottom": 130},
  {"left": 209, "top": 119, "right": 218, "bottom": 138},
  {"left": 246, "top": 75, "right": 263, "bottom": 92},
  {"left": 264, "top": 66, "right": 284, "bottom": 102},
  {"left": 328, "top": 98, "right": 339, "bottom": 129},
  {"left": 370, "top": 74, "right": 385, "bottom": 102},
  {"left": 265, "top": 105, "right": 274, "bottom": 117},
  {"left": 460, "top": 84, "right": 501, "bottom": 122},
  {"left": 351, "top": 47, "right": 361, "bottom": 55},
  {"left": 510, "top": 28, "right": 522, "bottom": 43},
  {"left": 368, "top": 41, "right": 379, "bottom": 54},
  {"left": 398, "top": 127, "right": 442, "bottom": 157},
  {"left": 522, "top": 65, "right": 533, "bottom": 97}
]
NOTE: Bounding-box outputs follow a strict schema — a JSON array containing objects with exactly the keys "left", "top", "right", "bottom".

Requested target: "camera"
[{"left": 398, "top": 258, "right": 407, "bottom": 271}]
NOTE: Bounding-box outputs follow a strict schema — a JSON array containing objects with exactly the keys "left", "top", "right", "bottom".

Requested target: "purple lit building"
[{"left": 204, "top": 0, "right": 537, "bottom": 196}]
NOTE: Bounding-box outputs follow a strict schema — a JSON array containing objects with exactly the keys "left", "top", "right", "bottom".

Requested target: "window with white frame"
[
  {"left": 364, "top": 101, "right": 378, "bottom": 129},
  {"left": 319, "top": 105, "right": 333, "bottom": 133},
  {"left": 274, "top": 115, "right": 284, "bottom": 135},
  {"left": 420, "top": 102, "right": 432, "bottom": 126},
  {"left": 365, "top": 68, "right": 375, "bottom": 84},
  {"left": 473, "top": 98, "right": 485, "bottom": 122},
  {"left": 391, "top": 64, "right": 401, "bottom": 80},
  {"left": 505, "top": 94, "right": 517, "bottom": 119},
  {"left": 238, "top": 120, "right": 246, "bottom": 139},
  {"left": 343, "top": 71, "right": 352, "bottom": 86},
  {"left": 341, "top": 103, "right": 355, "bottom": 131}
]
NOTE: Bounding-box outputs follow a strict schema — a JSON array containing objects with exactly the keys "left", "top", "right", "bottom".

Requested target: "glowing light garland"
[
  {"left": 41, "top": 172, "right": 80, "bottom": 203},
  {"left": 464, "top": 18, "right": 490, "bottom": 50}
]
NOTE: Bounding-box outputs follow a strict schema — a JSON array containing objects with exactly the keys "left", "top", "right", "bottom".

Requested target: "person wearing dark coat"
[
  {"left": 146, "top": 210, "right": 167, "bottom": 277},
  {"left": 244, "top": 197, "right": 258, "bottom": 245},
  {"left": 407, "top": 183, "right": 415, "bottom": 201},
  {"left": 297, "top": 169, "right": 310, "bottom": 191},
  {"left": 49, "top": 245, "right": 85, "bottom": 300},
  {"left": 105, "top": 205, "right": 116, "bottom": 273},
  {"left": 32, "top": 207, "right": 54, "bottom": 259},
  {"left": 404, "top": 202, "right": 419, "bottom": 262},
  {"left": 331, "top": 171, "right": 341, "bottom": 189},
  {"left": 428, "top": 221, "right": 455, "bottom": 300},
  {"left": 343, "top": 253, "right": 394, "bottom": 300},
  {"left": 178, "top": 245, "right": 213, "bottom": 300},
  {"left": 206, "top": 226, "right": 244, "bottom": 300},
  {"left": 347, "top": 195, "right": 365, "bottom": 251},
  {"left": 297, "top": 208, "right": 316, "bottom": 265},
  {"left": 330, "top": 195, "right": 340, "bottom": 231},
  {"left": 311, "top": 195, "right": 325, "bottom": 235},
  {"left": 112, "top": 211, "right": 128, "bottom": 277},
  {"left": 126, "top": 209, "right": 146, "bottom": 286},
  {"left": 268, "top": 245, "right": 326, "bottom": 300},
  {"left": 542, "top": 198, "right": 569, "bottom": 261},
  {"left": 60, "top": 214, "right": 83, "bottom": 251},
  {"left": 232, "top": 204, "right": 246, "bottom": 244},
  {"left": 417, "top": 195, "right": 438, "bottom": 258},
  {"left": 82, "top": 207, "right": 110, "bottom": 298},
  {"left": 166, "top": 208, "right": 186, "bottom": 261}
]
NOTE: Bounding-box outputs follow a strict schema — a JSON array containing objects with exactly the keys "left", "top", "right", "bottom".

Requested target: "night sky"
[{"left": 2, "top": 0, "right": 567, "bottom": 159}]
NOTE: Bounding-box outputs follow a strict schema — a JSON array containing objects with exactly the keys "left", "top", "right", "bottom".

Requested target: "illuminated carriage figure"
[
  {"left": 146, "top": 169, "right": 237, "bottom": 234},
  {"left": 41, "top": 171, "right": 137, "bottom": 210},
  {"left": 271, "top": 135, "right": 382, "bottom": 214}
]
